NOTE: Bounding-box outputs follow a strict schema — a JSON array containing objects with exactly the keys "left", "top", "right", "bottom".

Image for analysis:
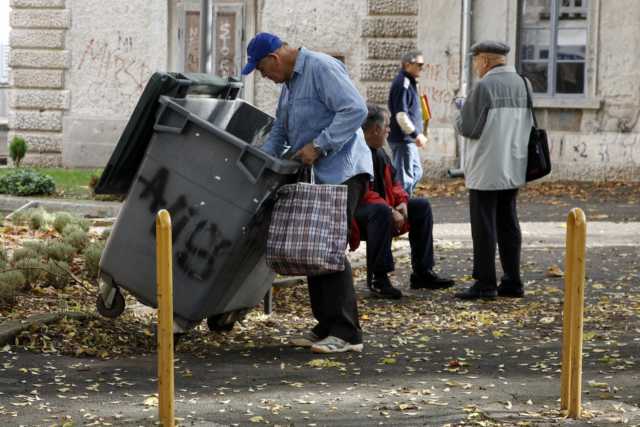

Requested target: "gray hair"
[
  {"left": 362, "top": 104, "right": 388, "bottom": 131},
  {"left": 401, "top": 50, "right": 423, "bottom": 65}
]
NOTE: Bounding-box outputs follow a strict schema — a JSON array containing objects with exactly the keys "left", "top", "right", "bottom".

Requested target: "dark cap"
[
  {"left": 241, "top": 32, "right": 283, "bottom": 75},
  {"left": 470, "top": 40, "right": 510, "bottom": 56}
]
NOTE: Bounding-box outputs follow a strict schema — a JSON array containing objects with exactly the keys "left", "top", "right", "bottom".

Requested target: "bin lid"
[{"left": 94, "top": 72, "right": 243, "bottom": 195}]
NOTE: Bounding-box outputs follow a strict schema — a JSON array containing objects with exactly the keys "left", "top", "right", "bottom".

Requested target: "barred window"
[{"left": 518, "top": 0, "right": 589, "bottom": 96}]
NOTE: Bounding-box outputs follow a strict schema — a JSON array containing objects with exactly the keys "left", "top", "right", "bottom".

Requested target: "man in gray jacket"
[{"left": 453, "top": 41, "right": 532, "bottom": 300}]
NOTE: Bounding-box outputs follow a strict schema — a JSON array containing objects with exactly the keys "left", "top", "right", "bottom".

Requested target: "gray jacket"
[{"left": 456, "top": 65, "right": 532, "bottom": 190}]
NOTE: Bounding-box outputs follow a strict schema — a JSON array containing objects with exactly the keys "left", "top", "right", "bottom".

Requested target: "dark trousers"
[
  {"left": 354, "top": 198, "right": 435, "bottom": 278},
  {"left": 469, "top": 189, "right": 522, "bottom": 289},
  {"left": 308, "top": 174, "right": 368, "bottom": 345}
]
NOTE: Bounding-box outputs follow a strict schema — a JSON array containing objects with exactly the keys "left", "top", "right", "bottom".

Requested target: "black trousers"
[
  {"left": 354, "top": 198, "right": 435, "bottom": 278},
  {"left": 469, "top": 189, "right": 522, "bottom": 289},
  {"left": 307, "top": 174, "right": 368, "bottom": 345}
]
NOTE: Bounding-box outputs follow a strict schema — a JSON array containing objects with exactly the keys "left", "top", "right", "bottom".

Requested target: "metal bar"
[{"left": 156, "top": 209, "right": 175, "bottom": 427}]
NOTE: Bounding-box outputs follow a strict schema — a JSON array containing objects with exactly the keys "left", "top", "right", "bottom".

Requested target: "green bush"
[
  {"left": 15, "top": 258, "right": 44, "bottom": 285},
  {"left": 22, "top": 240, "right": 46, "bottom": 256},
  {"left": 62, "top": 223, "right": 83, "bottom": 236},
  {"left": 0, "top": 169, "right": 55, "bottom": 196},
  {"left": 0, "top": 271, "right": 26, "bottom": 306},
  {"left": 9, "top": 136, "right": 27, "bottom": 168},
  {"left": 11, "top": 247, "right": 40, "bottom": 263},
  {"left": 64, "top": 229, "right": 89, "bottom": 251},
  {"left": 100, "top": 228, "right": 111, "bottom": 241},
  {"left": 73, "top": 217, "right": 91, "bottom": 232},
  {"left": 45, "top": 241, "right": 76, "bottom": 262},
  {"left": 43, "top": 260, "right": 69, "bottom": 289},
  {"left": 29, "top": 210, "right": 46, "bottom": 230},
  {"left": 9, "top": 209, "right": 30, "bottom": 226},
  {"left": 83, "top": 242, "right": 104, "bottom": 278},
  {"left": 53, "top": 212, "right": 73, "bottom": 234}
]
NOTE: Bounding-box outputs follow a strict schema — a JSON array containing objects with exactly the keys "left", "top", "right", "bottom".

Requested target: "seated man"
[{"left": 350, "top": 104, "right": 455, "bottom": 299}]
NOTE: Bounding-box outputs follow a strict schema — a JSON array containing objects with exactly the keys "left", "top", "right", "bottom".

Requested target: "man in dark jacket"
[
  {"left": 388, "top": 51, "right": 428, "bottom": 196},
  {"left": 351, "top": 104, "right": 454, "bottom": 299}
]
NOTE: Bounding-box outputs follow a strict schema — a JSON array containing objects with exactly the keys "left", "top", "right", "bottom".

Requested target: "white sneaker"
[
  {"left": 290, "top": 331, "right": 321, "bottom": 348},
  {"left": 310, "top": 336, "right": 363, "bottom": 354}
]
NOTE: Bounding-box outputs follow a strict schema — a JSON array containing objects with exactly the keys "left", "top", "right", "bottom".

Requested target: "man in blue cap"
[{"left": 242, "top": 32, "right": 373, "bottom": 354}]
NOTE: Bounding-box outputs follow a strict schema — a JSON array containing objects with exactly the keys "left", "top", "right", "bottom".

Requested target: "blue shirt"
[
  {"left": 261, "top": 48, "right": 373, "bottom": 185},
  {"left": 388, "top": 70, "right": 423, "bottom": 144}
]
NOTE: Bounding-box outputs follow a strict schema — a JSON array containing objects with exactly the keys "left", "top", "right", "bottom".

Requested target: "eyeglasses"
[{"left": 413, "top": 62, "right": 425, "bottom": 68}]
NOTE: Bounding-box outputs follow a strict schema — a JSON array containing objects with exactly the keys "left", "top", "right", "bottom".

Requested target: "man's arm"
[
  {"left": 311, "top": 61, "right": 367, "bottom": 155},
  {"left": 261, "top": 89, "right": 289, "bottom": 157},
  {"left": 455, "top": 81, "right": 491, "bottom": 140}
]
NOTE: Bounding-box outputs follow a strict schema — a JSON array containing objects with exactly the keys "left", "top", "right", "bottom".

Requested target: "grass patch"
[{"left": 0, "top": 168, "right": 102, "bottom": 199}]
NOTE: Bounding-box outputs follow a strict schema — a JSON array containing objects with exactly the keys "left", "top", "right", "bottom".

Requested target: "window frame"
[{"left": 517, "top": 0, "right": 591, "bottom": 99}]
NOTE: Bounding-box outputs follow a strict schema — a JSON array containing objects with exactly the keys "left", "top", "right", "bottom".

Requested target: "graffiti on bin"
[{"left": 138, "top": 167, "right": 232, "bottom": 281}]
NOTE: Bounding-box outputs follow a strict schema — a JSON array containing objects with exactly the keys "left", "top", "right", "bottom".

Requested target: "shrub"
[
  {"left": 9, "top": 136, "right": 27, "bottom": 167},
  {"left": 0, "top": 246, "right": 8, "bottom": 264},
  {"left": 45, "top": 241, "right": 76, "bottom": 262},
  {"left": 15, "top": 258, "right": 44, "bottom": 286},
  {"left": 22, "top": 240, "right": 46, "bottom": 256},
  {"left": 83, "top": 242, "right": 104, "bottom": 279},
  {"left": 0, "top": 271, "right": 26, "bottom": 306},
  {"left": 62, "top": 223, "right": 83, "bottom": 236},
  {"left": 64, "top": 229, "right": 89, "bottom": 251},
  {"left": 29, "top": 210, "right": 46, "bottom": 230},
  {"left": 0, "top": 169, "right": 55, "bottom": 196},
  {"left": 9, "top": 209, "right": 30, "bottom": 226},
  {"left": 53, "top": 212, "right": 74, "bottom": 234},
  {"left": 73, "top": 217, "right": 91, "bottom": 232},
  {"left": 43, "top": 260, "right": 69, "bottom": 289},
  {"left": 100, "top": 228, "right": 111, "bottom": 241},
  {"left": 11, "top": 247, "right": 40, "bottom": 263}
]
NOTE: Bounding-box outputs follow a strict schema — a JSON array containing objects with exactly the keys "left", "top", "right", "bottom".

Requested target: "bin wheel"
[
  {"left": 96, "top": 290, "right": 125, "bottom": 318},
  {"left": 206, "top": 314, "right": 235, "bottom": 332}
]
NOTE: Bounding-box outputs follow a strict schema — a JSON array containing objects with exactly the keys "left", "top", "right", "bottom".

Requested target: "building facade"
[{"left": 6, "top": 0, "right": 640, "bottom": 180}]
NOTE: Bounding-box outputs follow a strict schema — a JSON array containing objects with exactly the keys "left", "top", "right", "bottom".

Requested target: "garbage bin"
[{"left": 96, "top": 73, "right": 300, "bottom": 331}]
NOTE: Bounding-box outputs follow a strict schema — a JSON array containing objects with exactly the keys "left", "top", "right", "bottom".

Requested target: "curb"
[
  {"left": 0, "top": 195, "right": 122, "bottom": 218},
  {"left": 0, "top": 311, "right": 93, "bottom": 347}
]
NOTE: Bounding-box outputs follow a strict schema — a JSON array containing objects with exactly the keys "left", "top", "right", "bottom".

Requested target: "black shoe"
[
  {"left": 369, "top": 273, "right": 403, "bottom": 299},
  {"left": 410, "top": 271, "right": 455, "bottom": 290},
  {"left": 454, "top": 282, "right": 497, "bottom": 300},
  {"left": 497, "top": 280, "right": 525, "bottom": 298}
]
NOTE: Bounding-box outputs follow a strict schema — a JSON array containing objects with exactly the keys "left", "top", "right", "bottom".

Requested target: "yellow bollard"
[
  {"left": 156, "top": 210, "right": 175, "bottom": 427},
  {"left": 560, "top": 208, "right": 587, "bottom": 419}
]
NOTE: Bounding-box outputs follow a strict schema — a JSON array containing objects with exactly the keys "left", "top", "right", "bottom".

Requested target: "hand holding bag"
[
  {"left": 521, "top": 74, "right": 552, "bottom": 182},
  {"left": 266, "top": 167, "right": 348, "bottom": 276}
]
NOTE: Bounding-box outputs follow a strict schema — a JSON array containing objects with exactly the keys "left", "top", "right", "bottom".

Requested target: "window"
[{"left": 518, "top": 0, "right": 589, "bottom": 96}]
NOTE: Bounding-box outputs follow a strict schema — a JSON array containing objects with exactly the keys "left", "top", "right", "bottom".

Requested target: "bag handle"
[
  {"left": 298, "top": 165, "right": 316, "bottom": 184},
  {"left": 519, "top": 74, "right": 539, "bottom": 129}
]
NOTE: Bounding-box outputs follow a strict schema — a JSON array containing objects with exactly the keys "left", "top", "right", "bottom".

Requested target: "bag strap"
[
  {"left": 298, "top": 165, "right": 316, "bottom": 184},
  {"left": 519, "top": 73, "right": 539, "bottom": 129}
]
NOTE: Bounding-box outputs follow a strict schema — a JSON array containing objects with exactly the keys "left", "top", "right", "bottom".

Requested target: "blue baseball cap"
[{"left": 241, "top": 32, "right": 283, "bottom": 75}]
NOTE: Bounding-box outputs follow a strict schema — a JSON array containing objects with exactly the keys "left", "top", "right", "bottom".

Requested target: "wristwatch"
[{"left": 311, "top": 140, "right": 326, "bottom": 157}]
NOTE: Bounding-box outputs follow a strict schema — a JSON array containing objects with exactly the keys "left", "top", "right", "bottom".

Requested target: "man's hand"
[
  {"left": 395, "top": 202, "right": 408, "bottom": 220},
  {"left": 293, "top": 142, "right": 321, "bottom": 165},
  {"left": 391, "top": 208, "right": 405, "bottom": 232},
  {"left": 415, "top": 133, "right": 428, "bottom": 147}
]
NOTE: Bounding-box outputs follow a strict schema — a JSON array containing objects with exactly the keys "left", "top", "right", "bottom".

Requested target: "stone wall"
[
  {"left": 8, "top": 0, "right": 70, "bottom": 166},
  {"left": 61, "top": 0, "right": 168, "bottom": 167},
  {"left": 254, "top": 0, "right": 367, "bottom": 115}
]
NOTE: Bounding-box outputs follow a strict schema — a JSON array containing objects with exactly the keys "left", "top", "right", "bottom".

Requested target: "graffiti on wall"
[
  {"left": 421, "top": 55, "right": 460, "bottom": 124},
  {"left": 72, "top": 32, "right": 152, "bottom": 116}
]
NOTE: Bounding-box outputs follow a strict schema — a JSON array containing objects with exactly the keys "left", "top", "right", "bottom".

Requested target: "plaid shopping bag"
[{"left": 266, "top": 180, "right": 348, "bottom": 276}]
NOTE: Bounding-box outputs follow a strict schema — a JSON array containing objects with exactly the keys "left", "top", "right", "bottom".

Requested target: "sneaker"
[
  {"left": 410, "top": 271, "right": 455, "bottom": 290},
  {"left": 497, "top": 280, "right": 525, "bottom": 298},
  {"left": 454, "top": 282, "right": 497, "bottom": 300},
  {"left": 290, "top": 331, "right": 322, "bottom": 348},
  {"left": 369, "top": 273, "right": 402, "bottom": 299},
  {"left": 311, "top": 336, "right": 364, "bottom": 354}
]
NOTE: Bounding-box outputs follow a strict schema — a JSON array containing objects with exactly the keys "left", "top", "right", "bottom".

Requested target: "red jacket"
[{"left": 350, "top": 148, "right": 409, "bottom": 251}]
